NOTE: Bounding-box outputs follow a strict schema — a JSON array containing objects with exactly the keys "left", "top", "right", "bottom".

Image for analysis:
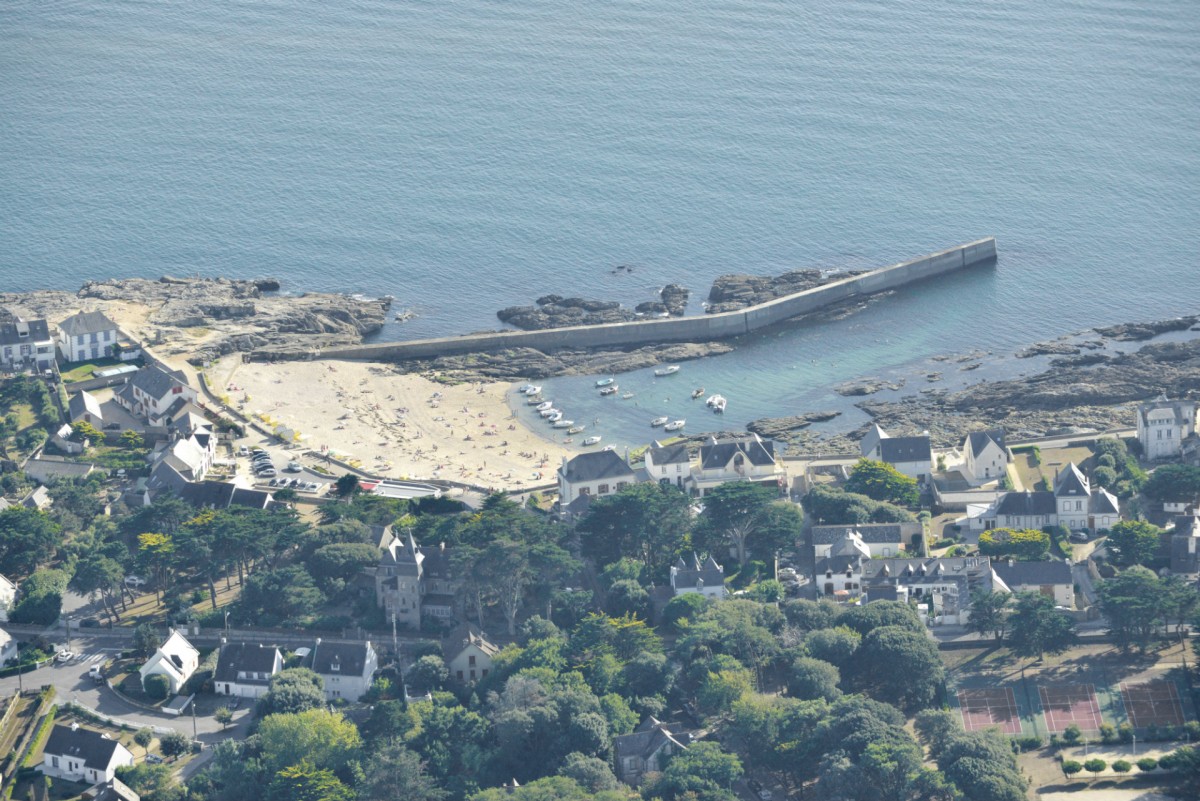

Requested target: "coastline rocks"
[
  {"left": 747, "top": 411, "right": 842, "bottom": 439},
  {"left": 834, "top": 378, "right": 905, "bottom": 397},
  {"left": 634, "top": 284, "right": 690, "bottom": 317},
  {"left": 500, "top": 285, "right": 691, "bottom": 330},
  {"left": 1094, "top": 315, "right": 1200, "bottom": 341},
  {"left": 706, "top": 269, "right": 864, "bottom": 314}
]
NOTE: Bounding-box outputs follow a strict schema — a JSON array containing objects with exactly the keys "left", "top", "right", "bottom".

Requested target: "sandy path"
[{"left": 208, "top": 356, "right": 569, "bottom": 490}]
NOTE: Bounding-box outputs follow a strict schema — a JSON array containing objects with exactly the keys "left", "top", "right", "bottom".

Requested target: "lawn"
[
  {"left": 1012, "top": 443, "right": 1096, "bottom": 493},
  {"left": 58, "top": 357, "right": 124, "bottom": 383}
]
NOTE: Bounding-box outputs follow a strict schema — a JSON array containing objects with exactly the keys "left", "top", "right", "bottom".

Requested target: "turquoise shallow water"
[{"left": 2, "top": 0, "right": 1198, "bottom": 442}]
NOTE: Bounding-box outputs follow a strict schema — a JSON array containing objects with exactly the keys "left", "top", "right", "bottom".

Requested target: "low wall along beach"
[{"left": 253, "top": 238, "right": 996, "bottom": 362}]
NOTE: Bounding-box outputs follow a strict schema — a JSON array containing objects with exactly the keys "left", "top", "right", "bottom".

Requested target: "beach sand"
[{"left": 208, "top": 356, "right": 570, "bottom": 491}]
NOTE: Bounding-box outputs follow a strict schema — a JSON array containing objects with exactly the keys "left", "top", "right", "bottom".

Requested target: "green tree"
[
  {"left": 137, "top": 531, "right": 176, "bottom": 598},
  {"left": 241, "top": 565, "right": 325, "bottom": 625},
  {"left": 334, "top": 473, "right": 360, "bottom": 497},
  {"left": 159, "top": 730, "right": 191, "bottom": 759},
  {"left": 120, "top": 429, "right": 144, "bottom": 449},
  {"left": 849, "top": 625, "right": 944, "bottom": 711},
  {"left": 406, "top": 655, "right": 449, "bottom": 695},
  {"left": 70, "top": 553, "right": 126, "bottom": 621},
  {"left": 257, "top": 668, "right": 326, "bottom": 717},
  {"left": 1104, "top": 520, "right": 1162, "bottom": 567},
  {"left": 801, "top": 485, "right": 915, "bottom": 525},
  {"left": 0, "top": 506, "right": 62, "bottom": 576},
  {"left": 144, "top": 673, "right": 171, "bottom": 700},
  {"left": 10, "top": 568, "right": 69, "bottom": 625},
  {"left": 978, "top": 528, "right": 1050, "bottom": 561},
  {"left": 787, "top": 657, "right": 841, "bottom": 702},
  {"left": 605, "top": 579, "right": 651, "bottom": 620},
  {"left": 647, "top": 741, "right": 742, "bottom": 801},
  {"left": 578, "top": 482, "right": 692, "bottom": 574},
  {"left": 133, "top": 623, "right": 161, "bottom": 658},
  {"left": 357, "top": 741, "right": 447, "bottom": 801},
  {"left": 694, "top": 483, "right": 800, "bottom": 566},
  {"left": 1062, "top": 760, "right": 1083, "bottom": 776},
  {"left": 661, "top": 592, "right": 710, "bottom": 632},
  {"left": 115, "top": 762, "right": 182, "bottom": 801},
  {"left": 72, "top": 420, "right": 103, "bottom": 442},
  {"left": 257, "top": 709, "right": 362, "bottom": 776},
  {"left": 965, "top": 591, "right": 1011, "bottom": 641},
  {"left": 699, "top": 667, "right": 754, "bottom": 714},
  {"left": 1111, "top": 759, "right": 1131, "bottom": 774},
  {"left": 845, "top": 458, "right": 920, "bottom": 506},
  {"left": 1083, "top": 758, "right": 1106, "bottom": 776},
  {"left": 215, "top": 706, "right": 233, "bottom": 730},
  {"left": 269, "top": 760, "right": 353, "bottom": 801},
  {"left": 308, "top": 542, "right": 378, "bottom": 590},
  {"left": 1098, "top": 566, "right": 1166, "bottom": 651},
  {"left": 558, "top": 752, "right": 619, "bottom": 793},
  {"left": 1007, "top": 592, "right": 1076, "bottom": 660},
  {"left": 1143, "top": 464, "right": 1200, "bottom": 504}
]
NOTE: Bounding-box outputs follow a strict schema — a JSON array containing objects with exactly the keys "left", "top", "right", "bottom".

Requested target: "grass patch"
[{"left": 58, "top": 357, "right": 124, "bottom": 383}]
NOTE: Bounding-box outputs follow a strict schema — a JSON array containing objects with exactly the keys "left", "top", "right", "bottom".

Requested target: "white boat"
[
  {"left": 599, "top": 385, "right": 618, "bottom": 396},
  {"left": 523, "top": 385, "right": 542, "bottom": 396},
  {"left": 553, "top": 419, "right": 574, "bottom": 429},
  {"left": 567, "top": 425, "right": 586, "bottom": 434},
  {"left": 583, "top": 436, "right": 602, "bottom": 446},
  {"left": 540, "top": 408, "right": 559, "bottom": 418},
  {"left": 712, "top": 397, "right": 727, "bottom": 413},
  {"left": 621, "top": 391, "right": 634, "bottom": 399},
  {"left": 546, "top": 411, "right": 563, "bottom": 423},
  {"left": 518, "top": 384, "right": 535, "bottom": 394},
  {"left": 705, "top": 394, "right": 720, "bottom": 406},
  {"left": 602, "top": 445, "right": 616, "bottom": 451},
  {"left": 654, "top": 365, "right": 681, "bottom": 377},
  {"left": 595, "top": 377, "right": 615, "bottom": 387},
  {"left": 650, "top": 416, "right": 669, "bottom": 427},
  {"left": 664, "top": 419, "right": 686, "bottom": 431},
  {"left": 527, "top": 395, "right": 546, "bottom": 405},
  {"left": 535, "top": 400, "right": 554, "bottom": 411}
]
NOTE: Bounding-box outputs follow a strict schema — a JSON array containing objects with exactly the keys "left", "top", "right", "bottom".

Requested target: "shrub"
[
  {"left": 143, "top": 673, "right": 171, "bottom": 700},
  {"left": 1099, "top": 723, "right": 1117, "bottom": 743},
  {"left": 1013, "top": 735, "right": 1044, "bottom": 752},
  {"left": 1062, "top": 760, "right": 1083, "bottom": 776},
  {"left": 1063, "top": 724, "right": 1083, "bottom": 745},
  {"left": 1083, "top": 758, "right": 1107, "bottom": 776},
  {"left": 1111, "top": 759, "right": 1131, "bottom": 773},
  {"left": 1117, "top": 723, "right": 1133, "bottom": 743},
  {"left": 1136, "top": 757, "right": 1157, "bottom": 772},
  {"left": 1157, "top": 751, "right": 1179, "bottom": 770},
  {"left": 1092, "top": 466, "right": 1117, "bottom": 488},
  {"left": 159, "top": 730, "right": 190, "bottom": 759}
]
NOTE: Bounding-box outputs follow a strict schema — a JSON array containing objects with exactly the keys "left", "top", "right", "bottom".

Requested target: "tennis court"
[
  {"left": 957, "top": 687, "right": 1022, "bottom": 734},
  {"left": 1039, "top": 684, "right": 1103, "bottom": 733},
  {"left": 1121, "top": 680, "right": 1186, "bottom": 728}
]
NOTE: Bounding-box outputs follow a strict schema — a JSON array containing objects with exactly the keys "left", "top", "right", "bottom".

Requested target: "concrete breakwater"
[{"left": 252, "top": 238, "right": 996, "bottom": 362}]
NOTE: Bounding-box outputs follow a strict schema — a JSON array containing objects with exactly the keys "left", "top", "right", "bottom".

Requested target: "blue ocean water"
[{"left": 2, "top": 0, "right": 1198, "bottom": 443}]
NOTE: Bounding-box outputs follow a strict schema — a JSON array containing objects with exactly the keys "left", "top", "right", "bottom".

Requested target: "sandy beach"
[{"left": 207, "top": 356, "right": 571, "bottom": 491}]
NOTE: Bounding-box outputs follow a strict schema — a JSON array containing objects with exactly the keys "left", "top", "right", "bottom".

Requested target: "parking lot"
[{"left": 237, "top": 444, "right": 330, "bottom": 495}]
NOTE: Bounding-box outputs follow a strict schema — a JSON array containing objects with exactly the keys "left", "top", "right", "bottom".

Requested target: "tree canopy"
[{"left": 844, "top": 459, "right": 920, "bottom": 507}]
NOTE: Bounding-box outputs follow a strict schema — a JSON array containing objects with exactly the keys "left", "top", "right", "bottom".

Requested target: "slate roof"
[
  {"left": 179, "top": 481, "right": 236, "bottom": 509},
  {"left": 862, "top": 557, "right": 993, "bottom": 590},
  {"left": 815, "top": 554, "right": 866, "bottom": 574},
  {"left": 860, "top": 424, "right": 888, "bottom": 458},
  {"left": 699, "top": 434, "right": 775, "bottom": 469},
  {"left": 58, "top": 311, "right": 118, "bottom": 338},
  {"left": 214, "top": 642, "right": 280, "bottom": 683},
  {"left": 0, "top": 318, "right": 51, "bottom": 346},
  {"left": 671, "top": 553, "right": 725, "bottom": 589},
  {"left": 129, "top": 364, "right": 188, "bottom": 400},
  {"left": 992, "top": 559, "right": 1072, "bottom": 588},
  {"left": 1054, "top": 463, "right": 1090, "bottom": 497},
  {"left": 993, "top": 491, "right": 1057, "bottom": 517},
  {"left": 68, "top": 391, "right": 103, "bottom": 422},
  {"left": 878, "top": 435, "right": 931, "bottom": 464},
  {"left": 966, "top": 429, "right": 1006, "bottom": 459},
  {"left": 613, "top": 717, "right": 687, "bottom": 762},
  {"left": 311, "top": 640, "right": 373, "bottom": 678},
  {"left": 24, "top": 458, "right": 95, "bottom": 480},
  {"left": 648, "top": 441, "right": 691, "bottom": 466},
  {"left": 443, "top": 625, "right": 500, "bottom": 662},
  {"left": 43, "top": 725, "right": 128, "bottom": 771},
  {"left": 810, "top": 524, "right": 902, "bottom": 545},
  {"left": 1139, "top": 395, "right": 1197, "bottom": 426},
  {"left": 559, "top": 450, "right": 634, "bottom": 483},
  {"left": 20, "top": 486, "right": 51, "bottom": 510},
  {"left": 1090, "top": 488, "right": 1119, "bottom": 515},
  {"left": 230, "top": 487, "right": 273, "bottom": 509}
]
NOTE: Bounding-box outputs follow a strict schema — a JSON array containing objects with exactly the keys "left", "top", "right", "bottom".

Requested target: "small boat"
[
  {"left": 664, "top": 419, "right": 686, "bottom": 431},
  {"left": 546, "top": 411, "right": 563, "bottom": 423},
  {"left": 523, "top": 385, "right": 542, "bottom": 396},
  {"left": 654, "top": 365, "right": 681, "bottom": 377},
  {"left": 705, "top": 394, "right": 719, "bottom": 406},
  {"left": 595, "top": 377, "right": 615, "bottom": 387},
  {"left": 599, "top": 385, "right": 618, "bottom": 396},
  {"left": 540, "top": 408, "right": 559, "bottom": 418},
  {"left": 536, "top": 400, "right": 554, "bottom": 411},
  {"left": 692, "top": 388, "right": 705, "bottom": 399},
  {"left": 650, "top": 416, "right": 669, "bottom": 427},
  {"left": 553, "top": 419, "right": 574, "bottom": 429},
  {"left": 518, "top": 384, "right": 535, "bottom": 394},
  {"left": 527, "top": 395, "right": 546, "bottom": 405},
  {"left": 602, "top": 445, "right": 616, "bottom": 451},
  {"left": 583, "top": 436, "right": 602, "bottom": 446},
  {"left": 621, "top": 391, "right": 635, "bottom": 399},
  {"left": 567, "top": 425, "right": 586, "bottom": 434},
  {"left": 712, "top": 397, "right": 727, "bottom": 414}
]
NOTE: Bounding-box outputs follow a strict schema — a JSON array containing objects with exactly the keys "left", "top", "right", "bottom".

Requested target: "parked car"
[
  {"left": 80, "top": 618, "right": 100, "bottom": 628},
  {"left": 269, "top": 478, "right": 280, "bottom": 487},
  {"left": 285, "top": 461, "right": 302, "bottom": 473},
  {"left": 88, "top": 664, "right": 104, "bottom": 683},
  {"left": 237, "top": 445, "right": 249, "bottom": 456},
  {"left": 258, "top": 469, "right": 277, "bottom": 478},
  {"left": 124, "top": 575, "right": 147, "bottom": 588},
  {"left": 747, "top": 780, "right": 772, "bottom": 801},
  {"left": 146, "top": 754, "right": 163, "bottom": 764},
  {"left": 55, "top": 651, "right": 76, "bottom": 663}
]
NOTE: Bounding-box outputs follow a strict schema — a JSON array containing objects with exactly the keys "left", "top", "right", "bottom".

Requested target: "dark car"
[{"left": 79, "top": 618, "right": 101, "bottom": 628}]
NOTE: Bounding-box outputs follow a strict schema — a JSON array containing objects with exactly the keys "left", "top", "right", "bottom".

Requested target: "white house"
[
  {"left": 0, "top": 627, "right": 17, "bottom": 667},
  {"left": 0, "top": 316, "right": 56, "bottom": 372},
  {"left": 557, "top": 450, "right": 637, "bottom": 508},
  {"left": 68, "top": 390, "right": 104, "bottom": 428},
  {"left": 962, "top": 429, "right": 1009, "bottom": 485},
  {"left": 991, "top": 558, "right": 1074, "bottom": 609},
  {"left": 691, "top": 434, "right": 786, "bottom": 497},
  {"left": 976, "top": 462, "right": 1120, "bottom": 533},
  {"left": 42, "top": 725, "right": 134, "bottom": 785},
  {"left": 645, "top": 441, "right": 692, "bottom": 490},
  {"left": 861, "top": 556, "right": 996, "bottom": 625},
  {"left": 112, "top": 364, "right": 197, "bottom": 426},
  {"left": 809, "top": 523, "right": 921, "bottom": 559},
  {"left": 0, "top": 573, "right": 16, "bottom": 622},
  {"left": 1137, "top": 395, "right": 1197, "bottom": 461},
  {"left": 443, "top": 625, "right": 499, "bottom": 684},
  {"left": 139, "top": 629, "right": 200, "bottom": 695},
  {"left": 310, "top": 639, "right": 377, "bottom": 701},
  {"left": 57, "top": 311, "right": 120, "bottom": 363},
  {"left": 669, "top": 553, "right": 728, "bottom": 599},
  {"left": 861, "top": 425, "right": 932, "bottom": 483},
  {"left": 213, "top": 641, "right": 283, "bottom": 698},
  {"left": 813, "top": 531, "right": 871, "bottom": 598},
  {"left": 613, "top": 716, "right": 689, "bottom": 786}
]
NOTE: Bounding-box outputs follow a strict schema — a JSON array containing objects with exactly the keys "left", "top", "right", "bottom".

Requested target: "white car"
[
  {"left": 258, "top": 468, "right": 277, "bottom": 478},
  {"left": 124, "top": 576, "right": 147, "bottom": 588},
  {"left": 55, "top": 651, "right": 76, "bottom": 663},
  {"left": 285, "top": 461, "right": 302, "bottom": 473}
]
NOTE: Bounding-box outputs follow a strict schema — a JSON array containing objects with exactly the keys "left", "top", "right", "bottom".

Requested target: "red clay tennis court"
[
  {"left": 1121, "top": 680, "right": 1186, "bottom": 728},
  {"left": 1039, "top": 684, "right": 1102, "bottom": 732},
  {"left": 957, "top": 687, "right": 1022, "bottom": 734}
]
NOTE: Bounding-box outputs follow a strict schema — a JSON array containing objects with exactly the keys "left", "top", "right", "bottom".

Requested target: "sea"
[{"left": 2, "top": 0, "right": 1198, "bottom": 448}]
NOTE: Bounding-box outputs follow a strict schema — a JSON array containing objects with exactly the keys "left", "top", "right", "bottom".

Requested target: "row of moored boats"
[{"left": 520, "top": 384, "right": 602, "bottom": 446}]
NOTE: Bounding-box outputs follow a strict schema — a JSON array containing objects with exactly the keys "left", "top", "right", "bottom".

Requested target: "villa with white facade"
[{"left": 1137, "top": 394, "right": 1197, "bottom": 461}]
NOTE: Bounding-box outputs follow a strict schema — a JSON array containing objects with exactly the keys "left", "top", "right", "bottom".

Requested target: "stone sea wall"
[{"left": 252, "top": 238, "right": 996, "bottom": 362}]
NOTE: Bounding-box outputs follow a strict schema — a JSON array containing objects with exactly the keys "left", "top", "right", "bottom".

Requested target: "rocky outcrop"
[
  {"left": 705, "top": 269, "right": 864, "bottom": 314},
  {"left": 747, "top": 411, "right": 842, "bottom": 439},
  {"left": 1094, "top": 315, "right": 1200, "bottom": 341},
  {"left": 390, "top": 341, "right": 733, "bottom": 382},
  {"left": 499, "top": 285, "right": 690, "bottom": 330},
  {"left": 834, "top": 378, "right": 905, "bottom": 397}
]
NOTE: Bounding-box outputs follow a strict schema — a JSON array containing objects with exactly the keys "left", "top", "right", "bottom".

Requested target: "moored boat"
[
  {"left": 536, "top": 400, "right": 554, "bottom": 411},
  {"left": 599, "top": 385, "right": 619, "bottom": 396},
  {"left": 664, "top": 419, "right": 686, "bottom": 431},
  {"left": 712, "top": 397, "right": 727, "bottom": 413},
  {"left": 692, "top": 387, "right": 705, "bottom": 399},
  {"left": 553, "top": 419, "right": 574, "bottom": 429},
  {"left": 567, "top": 425, "right": 585, "bottom": 434},
  {"left": 654, "top": 365, "right": 681, "bottom": 377},
  {"left": 650, "top": 416, "right": 669, "bottom": 427},
  {"left": 540, "top": 408, "right": 559, "bottom": 418},
  {"left": 621, "top": 391, "right": 635, "bottom": 399},
  {"left": 595, "top": 377, "right": 615, "bottom": 387},
  {"left": 583, "top": 436, "right": 602, "bottom": 446},
  {"left": 523, "top": 385, "right": 542, "bottom": 395}
]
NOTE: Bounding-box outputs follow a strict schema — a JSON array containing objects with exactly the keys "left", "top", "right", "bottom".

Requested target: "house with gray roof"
[
  {"left": 614, "top": 716, "right": 689, "bottom": 786},
  {"left": 0, "top": 316, "right": 55, "bottom": 371},
  {"left": 991, "top": 558, "right": 1073, "bottom": 608},
  {"left": 814, "top": 530, "right": 871, "bottom": 599},
  {"left": 375, "top": 533, "right": 459, "bottom": 629},
  {"left": 57, "top": 310, "right": 120, "bottom": 363},
  {"left": 42, "top": 725, "right": 134, "bottom": 785},
  {"left": 809, "top": 523, "right": 922, "bottom": 558},
  {"left": 691, "top": 434, "right": 786, "bottom": 497},
  {"left": 443, "top": 625, "right": 499, "bottom": 684},
  {"left": 113, "top": 364, "right": 196, "bottom": 426},
  {"left": 23, "top": 457, "right": 95, "bottom": 485},
  {"left": 962, "top": 429, "right": 1009, "bottom": 485},
  {"left": 557, "top": 450, "right": 637, "bottom": 509},
  {"left": 68, "top": 390, "right": 104, "bottom": 428},
  {"left": 310, "top": 638, "right": 377, "bottom": 701},
  {"left": 862, "top": 556, "right": 995, "bottom": 624},
  {"left": 214, "top": 641, "right": 283, "bottom": 698},
  {"left": 1168, "top": 512, "right": 1200, "bottom": 576},
  {"left": 645, "top": 440, "right": 692, "bottom": 490},
  {"left": 973, "top": 462, "right": 1120, "bottom": 533},
  {"left": 861, "top": 425, "right": 932, "bottom": 482},
  {"left": 1137, "top": 394, "right": 1197, "bottom": 461},
  {"left": 670, "top": 553, "right": 727, "bottom": 599}
]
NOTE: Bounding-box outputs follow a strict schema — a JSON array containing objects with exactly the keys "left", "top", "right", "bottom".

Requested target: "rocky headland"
[
  {"left": 705, "top": 268, "right": 865, "bottom": 314},
  {"left": 497, "top": 284, "right": 690, "bottom": 330}
]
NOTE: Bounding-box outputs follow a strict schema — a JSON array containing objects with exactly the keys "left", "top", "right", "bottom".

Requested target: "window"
[
  {"left": 51, "top": 757, "right": 59, "bottom": 768},
  {"left": 457, "top": 670, "right": 463, "bottom": 680},
  {"left": 469, "top": 669, "right": 476, "bottom": 680},
  {"left": 482, "top": 669, "right": 489, "bottom": 677},
  {"left": 598, "top": 483, "right": 610, "bottom": 494},
  {"left": 468, "top": 655, "right": 476, "bottom": 666},
  {"left": 616, "top": 481, "right": 628, "bottom": 491},
  {"left": 1075, "top": 501, "right": 1082, "bottom": 511},
  {"left": 579, "top": 487, "right": 590, "bottom": 496}
]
